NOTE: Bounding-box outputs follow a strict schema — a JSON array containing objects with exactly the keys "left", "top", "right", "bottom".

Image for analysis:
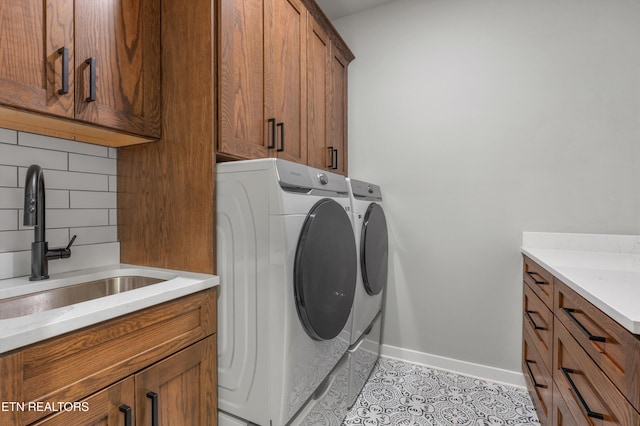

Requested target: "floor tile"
[{"left": 343, "top": 357, "right": 540, "bottom": 426}]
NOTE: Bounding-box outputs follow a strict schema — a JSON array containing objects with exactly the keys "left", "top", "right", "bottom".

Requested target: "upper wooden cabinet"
[
  {"left": 0, "top": 0, "right": 74, "bottom": 118},
  {"left": 218, "top": 0, "right": 353, "bottom": 174},
  {"left": 218, "top": 0, "right": 307, "bottom": 163},
  {"left": 0, "top": 0, "right": 160, "bottom": 146}
]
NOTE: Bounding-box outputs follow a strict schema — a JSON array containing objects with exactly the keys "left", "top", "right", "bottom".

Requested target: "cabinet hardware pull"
[
  {"left": 327, "top": 146, "right": 334, "bottom": 168},
  {"left": 85, "top": 58, "right": 96, "bottom": 102},
  {"left": 525, "top": 310, "right": 546, "bottom": 330},
  {"left": 560, "top": 367, "right": 605, "bottom": 420},
  {"left": 119, "top": 404, "right": 132, "bottom": 426},
  {"left": 525, "top": 271, "right": 546, "bottom": 285},
  {"left": 277, "top": 122, "right": 284, "bottom": 152},
  {"left": 524, "top": 359, "right": 546, "bottom": 388},
  {"left": 562, "top": 308, "right": 606, "bottom": 342},
  {"left": 57, "top": 47, "right": 69, "bottom": 95},
  {"left": 332, "top": 148, "right": 338, "bottom": 170},
  {"left": 267, "top": 118, "right": 276, "bottom": 149},
  {"left": 146, "top": 391, "right": 158, "bottom": 426}
]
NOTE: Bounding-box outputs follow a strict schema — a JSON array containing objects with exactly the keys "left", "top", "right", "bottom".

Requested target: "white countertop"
[
  {"left": 0, "top": 264, "right": 219, "bottom": 353},
  {"left": 522, "top": 232, "right": 640, "bottom": 335}
]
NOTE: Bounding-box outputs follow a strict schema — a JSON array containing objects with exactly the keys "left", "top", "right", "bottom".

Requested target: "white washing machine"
[
  {"left": 345, "top": 178, "right": 388, "bottom": 408},
  {"left": 216, "top": 159, "right": 357, "bottom": 426}
]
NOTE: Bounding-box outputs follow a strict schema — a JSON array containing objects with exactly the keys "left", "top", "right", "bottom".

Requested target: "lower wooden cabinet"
[
  {"left": 0, "top": 289, "right": 217, "bottom": 426},
  {"left": 522, "top": 256, "right": 640, "bottom": 426}
]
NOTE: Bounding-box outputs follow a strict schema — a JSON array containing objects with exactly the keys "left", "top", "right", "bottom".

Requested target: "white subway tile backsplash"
[
  {"left": 0, "top": 143, "right": 68, "bottom": 169},
  {"left": 47, "top": 209, "right": 109, "bottom": 228},
  {"left": 0, "top": 230, "right": 30, "bottom": 252},
  {"left": 18, "top": 132, "right": 109, "bottom": 157},
  {"left": 0, "top": 228, "right": 69, "bottom": 253},
  {"left": 70, "top": 226, "right": 117, "bottom": 245},
  {"left": 19, "top": 168, "right": 109, "bottom": 191},
  {"left": 0, "top": 166, "right": 17, "bottom": 187},
  {"left": 0, "top": 188, "right": 23, "bottom": 209},
  {"left": 70, "top": 191, "right": 116, "bottom": 209},
  {"left": 0, "top": 128, "right": 17, "bottom": 144},
  {"left": 69, "top": 153, "right": 116, "bottom": 175},
  {"left": 1, "top": 128, "right": 119, "bottom": 279},
  {"left": 0, "top": 210, "right": 17, "bottom": 231}
]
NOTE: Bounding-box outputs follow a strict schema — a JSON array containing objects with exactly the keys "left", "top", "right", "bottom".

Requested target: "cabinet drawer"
[
  {"left": 552, "top": 381, "right": 579, "bottom": 426},
  {"left": 523, "top": 328, "right": 553, "bottom": 425},
  {"left": 554, "top": 319, "right": 640, "bottom": 425},
  {"left": 523, "top": 256, "right": 554, "bottom": 308},
  {"left": 555, "top": 279, "right": 640, "bottom": 412},
  {"left": 523, "top": 283, "right": 554, "bottom": 372}
]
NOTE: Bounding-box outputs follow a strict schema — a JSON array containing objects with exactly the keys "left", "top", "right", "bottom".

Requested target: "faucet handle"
[{"left": 66, "top": 234, "right": 77, "bottom": 250}]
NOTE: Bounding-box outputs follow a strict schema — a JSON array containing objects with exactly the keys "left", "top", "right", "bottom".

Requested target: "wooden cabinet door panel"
[
  {"left": 266, "top": 0, "right": 307, "bottom": 163},
  {"left": 135, "top": 336, "right": 217, "bottom": 426},
  {"left": 0, "top": 0, "right": 74, "bottom": 117},
  {"left": 523, "top": 328, "right": 553, "bottom": 425},
  {"left": 74, "top": 0, "right": 160, "bottom": 137},
  {"left": 329, "top": 43, "right": 348, "bottom": 175},
  {"left": 219, "top": 0, "right": 267, "bottom": 160},
  {"left": 31, "top": 378, "right": 135, "bottom": 426},
  {"left": 306, "top": 16, "right": 330, "bottom": 171},
  {"left": 523, "top": 256, "right": 554, "bottom": 308}
]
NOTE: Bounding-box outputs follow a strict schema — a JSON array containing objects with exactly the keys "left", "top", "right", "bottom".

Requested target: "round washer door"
[
  {"left": 361, "top": 203, "right": 388, "bottom": 295},
  {"left": 294, "top": 198, "right": 357, "bottom": 341}
]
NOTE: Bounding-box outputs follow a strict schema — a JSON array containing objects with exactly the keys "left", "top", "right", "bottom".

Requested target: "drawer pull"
[
  {"left": 525, "top": 271, "right": 547, "bottom": 285},
  {"left": 119, "top": 404, "right": 132, "bottom": 426},
  {"left": 562, "top": 308, "right": 606, "bottom": 342},
  {"left": 57, "top": 47, "right": 69, "bottom": 95},
  {"left": 560, "top": 367, "right": 605, "bottom": 420},
  {"left": 85, "top": 57, "right": 96, "bottom": 102},
  {"left": 525, "top": 310, "right": 547, "bottom": 330},
  {"left": 524, "top": 359, "right": 547, "bottom": 388}
]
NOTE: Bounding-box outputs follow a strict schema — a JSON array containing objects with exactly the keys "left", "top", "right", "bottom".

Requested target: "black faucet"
[{"left": 23, "top": 164, "right": 76, "bottom": 281}]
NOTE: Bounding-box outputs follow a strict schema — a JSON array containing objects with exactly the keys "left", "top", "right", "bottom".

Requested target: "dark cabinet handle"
[
  {"left": 524, "top": 359, "right": 546, "bottom": 389},
  {"left": 525, "top": 271, "right": 546, "bottom": 285},
  {"left": 85, "top": 58, "right": 96, "bottom": 102},
  {"left": 560, "top": 367, "right": 605, "bottom": 420},
  {"left": 267, "top": 118, "right": 276, "bottom": 149},
  {"left": 57, "top": 47, "right": 69, "bottom": 95},
  {"left": 332, "top": 148, "right": 338, "bottom": 170},
  {"left": 146, "top": 391, "right": 158, "bottom": 426},
  {"left": 562, "top": 308, "right": 606, "bottom": 342},
  {"left": 277, "top": 122, "right": 284, "bottom": 152},
  {"left": 119, "top": 404, "right": 132, "bottom": 426},
  {"left": 327, "top": 146, "right": 334, "bottom": 168},
  {"left": 525, "top": 310, "right": 546, "bottom": 331}
]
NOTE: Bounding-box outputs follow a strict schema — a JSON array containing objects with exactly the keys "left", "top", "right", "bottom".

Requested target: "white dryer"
[
  {"left": 345, "top": 178, "right": 388, "bottom": 408},
  {"left": 216, "top": 159, "right": 357, "bottom": 426}
]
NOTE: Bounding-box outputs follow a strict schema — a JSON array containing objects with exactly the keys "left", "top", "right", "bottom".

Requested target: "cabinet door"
[
  {"left": 306, "top": 16, "right": 330, "bottom": 171},
  {"left": 74, "top": 0, "right": 160, "bottom": 137},
  {"left": 328, "top": 43, "right": 348, "bottom": 175},
  {"left": 136, "top": 336, "right": 217, "bottom": 426},
  {"left": 31, "top": 378, "right": 135, "bottom": 426},
  {"left": 218, "top": 0, "right": 267, "bottom": 160},
  {"left": 265, "top": 0, "right": 307, "bottom": 163},
  {"left": 0, "top": 0, "right": 74, "bottom": 118}
]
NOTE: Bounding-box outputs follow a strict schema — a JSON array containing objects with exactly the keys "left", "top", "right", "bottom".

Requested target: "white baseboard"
[{"left": 380, "top": 344, "right": 526, "bottom": 388}]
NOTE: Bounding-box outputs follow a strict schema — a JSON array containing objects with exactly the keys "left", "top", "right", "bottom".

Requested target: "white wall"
[
  {"left": 333, "top": 0, "right": 640, "bottom": 376},
  {"left": 0, "top": 128, "right": 119, "bottom": 279}
]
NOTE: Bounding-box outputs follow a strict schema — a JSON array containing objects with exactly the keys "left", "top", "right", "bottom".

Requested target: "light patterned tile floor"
[{"left": 342, "top": 357, "right": 540, "bottom": 426}]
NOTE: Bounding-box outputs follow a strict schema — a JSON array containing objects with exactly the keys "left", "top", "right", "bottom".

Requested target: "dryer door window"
[
  {"left": 294, "top": 198, "right": 357, "bottom": 341},
  {"left": 361, "top": 203, "right": 388, "bottom": 295}
]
